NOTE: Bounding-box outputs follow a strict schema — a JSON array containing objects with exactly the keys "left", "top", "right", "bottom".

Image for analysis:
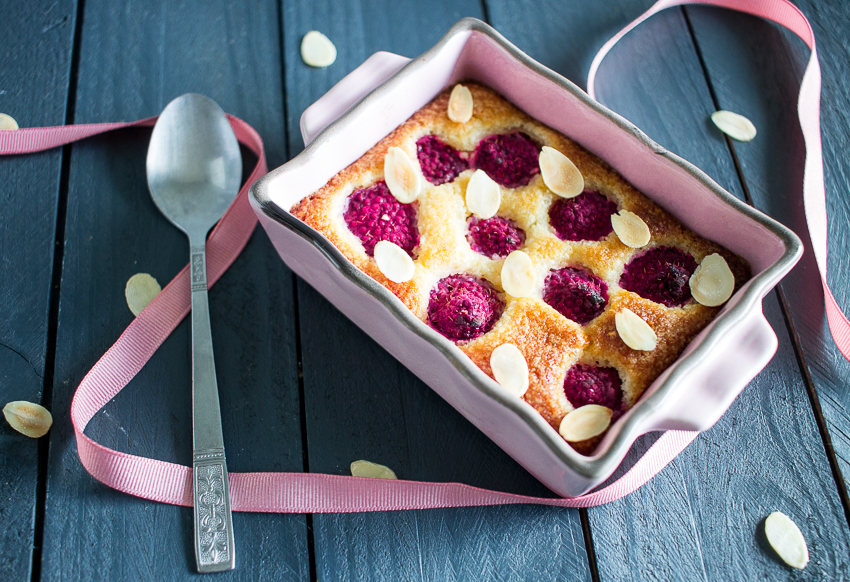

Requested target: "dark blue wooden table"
[{"left": 2, "top": 0, "right": 849, "bottom": 579}]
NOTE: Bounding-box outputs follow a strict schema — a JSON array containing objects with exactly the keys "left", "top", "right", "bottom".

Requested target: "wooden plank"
[
  {"left": 282, "top": 1, "right": 592, "bottom": 579},
  {"left": 297, "top": 289, "right": 592, "bottom": 581},
  {"left": 485, "top": 0, "right": 850, "bottom": 579},
  {"left": 686, "top": 0, "right": 850, "bottom": 499},
  {"left": 38, "top": 1, "right": 309, "bottom": 579},
  {"left": 593, "top": 297, "right": 850, "bottom": 579},
  {"left": 0, "top": 2, "right": 76, "bottom": 581}
]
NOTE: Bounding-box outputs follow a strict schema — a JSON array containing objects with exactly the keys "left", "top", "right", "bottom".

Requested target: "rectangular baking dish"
[{"left": 250, "top": 18, "right": 801, "bottom": 497}]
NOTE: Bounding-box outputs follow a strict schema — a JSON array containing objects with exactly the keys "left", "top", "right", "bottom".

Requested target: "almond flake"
[
  {"left": 125, "top": 273, "right": 161, "bottom": 316},
  {"left": 539, "top": 146, "right": 584, "bottom": 198},
  {"left": 558, "top": 405, "right": 612, "bottom": 442},
  {"left": 0, "top": 113, "right": 19, "bottom": 131},
  {"left": 490, "top": 343, "right": 529, "bottom": 397},
  {"left": 300, "top": 31, "right": 337, "bottom": 68},
  {"left": 447, "top": 84, "right": 473, "bottom": 123},
  {"left": 384, "top": 146, "right": 421, "bottom": 203},
  {"left": 711, "top": 110, "right": 757, "bottom": 142},
  {"left": 3, "top": 401, "right": 52, "bottom": 438},
  {"left": 611, "top": 210, "right": 650, "bottom": 248},
  {"left": 501, "top": 250, "right": 535, "bottom": 298},
  {"left": 690, "top": 253, "right": 734, "bottom": 307},
  {"left": 350, "top": 460, "right": 398, "bottom": 480},
  {"left": 615, "top": 308, "right": 657, "bottom": 351},
  {"left": 465, "top": 169, "right": 501, "bottom": 219},
  {"left": 765, "top": 512, "right": 809, "bottom": 569},
  {"left": 374, "top": 240, "right": 415, "bottom": 283}
]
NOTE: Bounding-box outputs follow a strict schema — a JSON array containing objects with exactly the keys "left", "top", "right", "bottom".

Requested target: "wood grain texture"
[
  {"left": 4, "top": 0, "right": 848, "bottom": 580},
  {"left": 38, "top": 0, "right": 308, "bottom": 579},
  {"left": 686, "top": 0, "right": 850, "bottom": 498},
  {"left": 485, "top": 0, "right": 850, "bottom": 579},
  {"left": 0, "top": 1, "right": 76, "bottom": 580},
  {"left": 282, "top": 0, "right": 591, "bottom": 579},
  {"left": 298, "top": 288, "right": 591, "bottom": 581}
]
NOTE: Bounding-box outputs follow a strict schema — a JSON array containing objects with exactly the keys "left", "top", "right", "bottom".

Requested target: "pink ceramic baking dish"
[{"left": 250, "top": 18, "right": 801, "bottom": 497}]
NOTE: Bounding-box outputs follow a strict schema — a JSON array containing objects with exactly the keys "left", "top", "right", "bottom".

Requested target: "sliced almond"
[
  {"left": 465, "top": 169, "right": 501, "bottom": 219},
  {"left": 350, "top": 460, "right": 398, "bottom": 480},
  {"left": 615, "top": 308, "right": 657, "bottom": 351},
  {"left": 711, "top": 110, "right": 757, "bottom": 142},
  {"left": 447, "top": 84, "right": 473, "bottom": 123},
  {"left": 3, "top": 401, "right": 52, "bottom": 438},
  {"left": 300, "top": 31, "right": 337, "bottom": 68},
  {"left": 374, "top": 240, "right": 415, "bottom": 283},
  {"left": 539, "top": 146, "right": 584, "bottom": 198},
  {"left": 490, "top": 343, "right": 529, "bottom": 397},
  {"left": 384, "top": 146, "right": 422, "bottom": 203},
  {"left": 611, "top": 210, "right": 650, "bottom": 248},
  {"left": 559, "top": 405, "right": 612, "bottom": 442},
  {"left": 765, "top": 512, "right": 809, "bottom": 569},
  {"left": 690, "top": 253, "right": 734, "bottom": 307},
  {"left": 0, "top": 113, "right": 19, "bottom": 131},
  {"left": 125, "top": 273, "right": 162, "bottom": 316},
  {"left": 501, "top": 250, "right": 535, "bottom": 298}
]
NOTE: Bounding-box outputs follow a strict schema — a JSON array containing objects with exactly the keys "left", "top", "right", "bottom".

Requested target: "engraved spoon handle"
[{"left": 189, "top": 238, "right": 235, "bottom": 573}]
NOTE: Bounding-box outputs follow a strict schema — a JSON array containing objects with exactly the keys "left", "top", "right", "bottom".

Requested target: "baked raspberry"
[
  {"left": 343, "top": 181, "right": 419, "bottom": 257},
  {"left": 620, "top": 246, "right": 697, "bottom": 307},
  {"left": 549, "top": 190, "right": 618, "bottom": 242},
  {"left": 428, "top": 275, "right": 504, "bottom": 342},
  {"left": 543, "top": 267, "right": 608, "bottom": 325},
  {"left": 471, "top": 132, "right": 540, "bottom": 188},
  {"left": 563, "top": 364, "right": 623, "bottom": 412},
  {"left": 467, "top": 216, "right": 526, "bottom": 259},
  {"left": 416, "top": 135, "right": 468, "bottom": 185}
]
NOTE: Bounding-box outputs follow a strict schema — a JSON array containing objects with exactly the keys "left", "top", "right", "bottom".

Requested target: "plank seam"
[
  {"left": 774, "top": 285, "right": 850, "bottom": 526},
  {"left": 479, "top": 0, "right": 491, "bottom": 26},
  {"left": 30, "top": 0, "right": 86, "bottom": 581},
  {"left": 579, "top": 509, "right": 601, "bottom": 582},
  {"left": 682, "top": 4, "right": 850, "bottom": 530},
  {"left": 277, "top": 0, "right": 318, "bottom": 578}
]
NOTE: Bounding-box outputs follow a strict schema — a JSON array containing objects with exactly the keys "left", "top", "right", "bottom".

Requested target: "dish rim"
[{"left": 250, "top": 17, "right": 802, "bottom": 482}]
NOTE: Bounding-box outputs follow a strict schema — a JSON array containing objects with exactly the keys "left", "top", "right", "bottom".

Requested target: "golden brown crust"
[
  {"left": 462, "top": 298, "right": 586, "bottom": 429},
  {"left": 291, "top": 82, "right": 751, "bottom": 454}
]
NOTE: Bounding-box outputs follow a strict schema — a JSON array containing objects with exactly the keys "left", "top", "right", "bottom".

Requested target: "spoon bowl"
[
  {"left": 146, "top": 93, "right": 240, "bottom": 574},
  {"left": 147, "top": 94, "right": 241, "bottom": 235}
]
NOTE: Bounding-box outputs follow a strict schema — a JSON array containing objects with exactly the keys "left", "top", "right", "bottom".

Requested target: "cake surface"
[{"left": 292, "top": 83, "right": 749, "bottom": 453}]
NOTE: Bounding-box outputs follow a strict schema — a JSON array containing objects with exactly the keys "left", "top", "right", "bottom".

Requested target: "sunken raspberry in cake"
[
  {"left": 427, "top": 275, "right": 503, "bottom": 341},
  {"left": 292, "top": 83, "right": 749, "bottom": 454},
  {"left": 467, "top": 216, "right": 525, "bottom": 259},
  {"left": 343, "top": 181, "right": 419, "bottom": 257}
]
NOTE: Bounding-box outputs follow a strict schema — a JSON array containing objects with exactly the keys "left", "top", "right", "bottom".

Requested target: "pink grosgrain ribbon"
[{"left": 0, "top": 0, "right": 840, "bottom": 513}]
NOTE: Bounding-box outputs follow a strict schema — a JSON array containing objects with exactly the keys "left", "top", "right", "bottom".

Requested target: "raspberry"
[
  {"left": 416, "top": 135, "right": 468, "bottom": 185},
  {"left": 343, "top": 181, "right": 419, "bottom": 257},
  {"left": 471, "top": 132, "right": 540, "bottom": 188},
  {"left": 620, "top": 246, "right": 697, "bottom": 307},
  {"left": 427, "top": 275, "right": 504, "bottom": 341},
  {"left": 549, "top": 190, "right": 617, "bottom": 242},
  {"left": 543, "top": 267, "right": 608, "bottom": 325},
  {"left": 467, "top": 216, "right": 526, "bottom": 259},
  {"left": 563, "top": 364, "right": 623, "bottom": 412}
]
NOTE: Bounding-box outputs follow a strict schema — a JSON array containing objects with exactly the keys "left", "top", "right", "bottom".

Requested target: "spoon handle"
[{"left": 189, "top": 239, "right": 236, "bottom": 573}]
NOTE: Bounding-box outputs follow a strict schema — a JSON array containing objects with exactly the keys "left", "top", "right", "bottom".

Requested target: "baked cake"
[{"left": 292, "top": 83, "right": 749, "bottom": 453}]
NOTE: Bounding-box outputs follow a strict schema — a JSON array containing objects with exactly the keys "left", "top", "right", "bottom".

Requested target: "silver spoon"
[{"left": 146, "top": 93, "right": 240, "bottom": 573}]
